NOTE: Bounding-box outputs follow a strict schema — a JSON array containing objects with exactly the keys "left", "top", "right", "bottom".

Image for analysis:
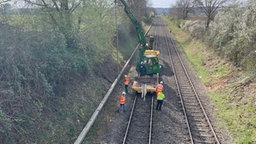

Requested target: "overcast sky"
[
  {"left": 147, "top": 0, "right": 177, "bottom": 8},
  {"left": 5, "top": 0, "right": 248, "bottom": 9},
  {"left": 147, "top": 0, "right": 247, "bottom": 8}
]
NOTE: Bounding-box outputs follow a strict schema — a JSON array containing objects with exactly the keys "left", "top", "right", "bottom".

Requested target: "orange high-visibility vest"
[
  {"left": 156, "top": 84, "right": 163, "bottom": 93},
  {"left": 124, "top": 77, "right": 129, "bottom": 85},
  {"left": 119, "top": 95, "right": 125, "bottom": 104}
]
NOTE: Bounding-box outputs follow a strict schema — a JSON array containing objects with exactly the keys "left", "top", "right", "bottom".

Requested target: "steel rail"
[
  {"left": 169, "top": 35, "right": 220, "bottom": 144},
  {"left": 122, "top": 95, "right": 154, "bottom": 144},
  {"left": 162, "top": 22, "right": 194, "bottom": 143},
  {"left": 122, "top": 95, "right": 137, "bottom": 144},
  {"left": 164, "top": 22, "right": 220, "bottom": 143},
  {"left": 148, "top": 96, "right": 154, "bottom": 144}
]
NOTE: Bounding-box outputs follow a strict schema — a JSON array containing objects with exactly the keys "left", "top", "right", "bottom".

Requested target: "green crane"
[{"left": 118, "top": 0, "right": 161, "bottom": 76}]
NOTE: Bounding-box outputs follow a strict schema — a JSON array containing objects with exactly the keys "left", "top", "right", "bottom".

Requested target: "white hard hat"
[
  {"left": 160, "top": 81, "right": 163, "bottom": 84},
  {"left": 124, "top": 75, "right": 127, "bottom": 77},
  {"left": 122, "top": 92, "right": 126, "bottom": 95}
]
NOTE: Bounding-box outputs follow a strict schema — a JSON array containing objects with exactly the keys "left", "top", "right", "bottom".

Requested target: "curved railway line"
[{"left": 74, "top": 17, "right": 222, "bottom": 144}]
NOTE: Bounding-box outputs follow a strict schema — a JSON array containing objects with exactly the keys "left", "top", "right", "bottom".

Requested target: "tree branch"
[
  {"left": 52, "top": 0, "right": 60, "bottom": 11},
  {"left": 0, "top": 0, "right": 10, "bottom": 5},
  {"left": 69, "top": 1, "right": 81, "bottom": 13},
  {"left": 24, "top": 0, "right": 45, "bottom": 7}
]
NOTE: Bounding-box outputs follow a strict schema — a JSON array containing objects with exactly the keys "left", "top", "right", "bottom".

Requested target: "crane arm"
[
  {"left": 117, "top": 0, "right": 161, "bottom": 76},
  {"left": 119, "top": 0, "right": 146, "bottom": 58}
]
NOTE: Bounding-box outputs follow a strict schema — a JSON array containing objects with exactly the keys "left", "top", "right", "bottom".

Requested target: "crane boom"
[
  {"left": 120, "top": 0, "right": 146, "bottom": 47},
  {"left": 118, "top": 0, "right": 161, "bottom": 76},
  {"left": 119, "top": 0, "right": 146, "bottom": 62}
]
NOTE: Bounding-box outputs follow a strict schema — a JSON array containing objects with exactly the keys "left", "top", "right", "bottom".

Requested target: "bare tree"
[
  {"left": 194, "top": 0, "right": 231, "bottom": 28},
  {"left": 176, "top": 0, "right": 194, "bottom": 19},
  {"left": 127, "top": 0, "right": 147, "bottom": 21},
  {"left": 0, "top": 0, "right": 10, "bottom": 5}
]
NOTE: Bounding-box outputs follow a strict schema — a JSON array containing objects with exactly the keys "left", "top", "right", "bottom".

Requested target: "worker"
[
  {"left": 146, "top": 43, "right": 149, "bottom": 49},
  {"left": 118, "top": 92, "right": 126, "bottom": 112},
  {"left": 156, "top": 81, "right": 163, "bottom": 97},
  {"left": 124, "top": 75, "right": 130, "bottom": 94},
  {"left": 148, "top": 59, "right": 152, "bottom": 66},
  {"left": 156, "top": 91, "right": 165, "bottom": 111}
]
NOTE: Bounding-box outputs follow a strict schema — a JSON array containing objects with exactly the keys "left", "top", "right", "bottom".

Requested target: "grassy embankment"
[{"left": 163, "top": 17, "right": 256, "bottom": 143}]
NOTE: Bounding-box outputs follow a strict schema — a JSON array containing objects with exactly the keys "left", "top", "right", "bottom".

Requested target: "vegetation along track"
[
  {"left": 163, "top": 21, "right": 220, "bottom": 143},
  {"left": 122, "top": 94, "right": 154, "bottom": 144}
]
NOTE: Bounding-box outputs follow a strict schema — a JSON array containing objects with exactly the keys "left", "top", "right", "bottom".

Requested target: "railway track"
[
  {"left": 122, "top": 94, "right": 154, "bottom": 144},
  {"left": 75, "top": 17, "right": 222, "bottom": 144},
  {"left": 121, "top": 23, "right": 158, "bottom": 144},
  {"left": 163, "top": 20, "right": 220, "bottom": 143}
]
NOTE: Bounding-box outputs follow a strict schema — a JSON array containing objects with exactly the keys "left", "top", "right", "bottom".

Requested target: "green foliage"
[
  {"left": 211, "top": 66, "right": 229, "bottom": 78},
  {"left": 210, "top": 92, "right": 256, "bottom": 143},
  {"left": 164, "top": 16, "right": 256, "bottom": 144},
  {"left": 0, "top": 109, "right": 11, "bottom": 137},
  {"left": 0, "top": 0, "right": 118, "bottom": 143},
  {"left": 207, "top": 2, "right": 256, "bottom": 74},
  {"left": 175, "top": 1, "right": 256, "bottom": 77}
]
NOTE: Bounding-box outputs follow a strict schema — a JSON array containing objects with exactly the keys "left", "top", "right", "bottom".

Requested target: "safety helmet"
[
  {"left": 160, "top": 81, "right": 163, "bottom": 84},
  {"left": 122, "top": 92, "right": 126, "bottom": 95},
  {"left": 124, "top": 75, "right": 127, "bottom": 77}
]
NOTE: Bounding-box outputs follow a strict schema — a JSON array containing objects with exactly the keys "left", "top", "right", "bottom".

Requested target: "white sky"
[
  {"left": 5, "top": 0, "right": 249, "bottom": 9},
  {"left": 147, "top": 0, "right": 177, "bottom": 8},
  {"left": 147, "top": 0, "right": 247, "bottom": 8}
]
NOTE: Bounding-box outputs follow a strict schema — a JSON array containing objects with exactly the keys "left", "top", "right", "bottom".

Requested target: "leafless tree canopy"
[
  {"left": 176, "top": 0, "right": 194, "bottom": 19},
  {"left": 0, "top": 0, "right": 10, "bottom": 4},
  {"left": 194, "top": 0, "right": 231, "bottom": 28}
]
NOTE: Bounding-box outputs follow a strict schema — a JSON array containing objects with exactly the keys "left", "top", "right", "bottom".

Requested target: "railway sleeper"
[
  {"left": 183, "top": 98, "right": 199, "bottom": 101},
  {"left": 185, "top": 105, "right": 202, "bottom": 108},
  {"left": 191, "top": 117, "right": 207, "bottom": 121},
  {"left": 190, "top": 122, "right": 209, "bottom": 127},
  {"left": 132, "top": 129, "right": 148, "bottom": 133},
  {"left": 193, "top": 138, "right": 216, "bottom": 144},
  {"left": 186, "top": 109, "right": 203, "bottom": 113},
  {"left": 127, "top": 134, "right": 148, "bottom": 140},
  {"left": 180, "top": 91, "right": 194, "bottom": 95},
  {"left": 180, "top": 85, "right": 193, "bottom": 89},
  {"left": 194, "top": 127, "right": 212, "bottom": 133},
  {"left": 126, "top": 139, "right": 147, "bottom": 144},
  {"left": 180, "top": 90, "right": 194, "bottom": 93},
  {"left": 184, "top": 103, "right": 199, "bottom": 107},
  {"left": 183, "top": 98, "right": 198, "bottom": 102},
  {"left": 193, "top": 132, "right": 214, "bottom": 138},
  {"left": 190, "top": 123, "right": 209, "bottom": 129},
  {"left": 189, "top": 114, "right": 205, "bottom": 118},
  {"left": 132, "top": 121, "right": 149, "bottom": 126}
]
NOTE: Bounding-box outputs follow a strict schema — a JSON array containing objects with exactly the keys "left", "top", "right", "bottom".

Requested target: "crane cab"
[{"left": 136, "top": 50, "right": 161, "bottom": 76}]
